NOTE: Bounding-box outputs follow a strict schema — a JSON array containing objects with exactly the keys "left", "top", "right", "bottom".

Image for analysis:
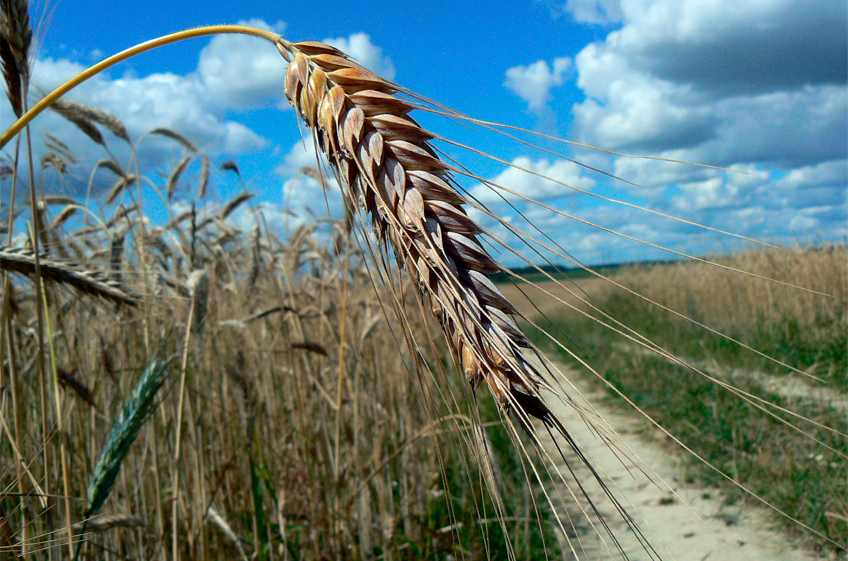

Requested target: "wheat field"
[{"left": 0, "top": 5, "right": 846, "bottom": 561}]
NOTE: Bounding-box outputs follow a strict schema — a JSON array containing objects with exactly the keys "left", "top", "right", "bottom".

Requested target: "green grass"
[
  {"left": 601, "top": 290, "right": 847, "bottom": 390},
  {"left": 490, "top": 262, "right": 630, "bottom": 285}
]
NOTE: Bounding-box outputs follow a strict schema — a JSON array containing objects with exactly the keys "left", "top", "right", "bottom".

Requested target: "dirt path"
[
  {"left": 499, "top": 279, "right": 820, "bottom": 561},
  {"left": 538, "top": 365, "right": 817, "bottom": 561}
]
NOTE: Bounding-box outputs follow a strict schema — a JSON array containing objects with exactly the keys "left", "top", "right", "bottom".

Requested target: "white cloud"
[
  {"left": 471, "top": 156, "right": 594, "bottom": 206},
  {"left": 197, "top": 19, "right": 288, "bottom": 109},
  {"left": 504, "top": 57, "right": 572, "bottom": 114},
  {"left": 570, "top": 0, "right": 848, "bottom": 167},
  {"left": 558, "top": 0, "right": 623, "bottom": 25}
]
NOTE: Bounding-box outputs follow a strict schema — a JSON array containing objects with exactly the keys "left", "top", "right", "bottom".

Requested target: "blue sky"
[{"left": 3, "top": 0, "right": 846, "bottom": 267}]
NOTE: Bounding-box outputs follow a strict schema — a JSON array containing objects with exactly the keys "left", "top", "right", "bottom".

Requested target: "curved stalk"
[{"left": 0, "top": 25, "right": 280, "bottom": 149}]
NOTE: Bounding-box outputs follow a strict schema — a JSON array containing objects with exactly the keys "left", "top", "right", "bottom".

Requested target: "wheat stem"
[
  {"left": 172, "top": 278, "right": 202, "bottom": 560},
  {"left": 40, "top": 277, "right": 75, "bottom": 558}
]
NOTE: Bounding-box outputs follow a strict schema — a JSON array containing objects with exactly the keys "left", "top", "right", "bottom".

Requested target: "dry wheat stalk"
[{"left": 278, "top": 39, "right": 555, "bottom": 431}]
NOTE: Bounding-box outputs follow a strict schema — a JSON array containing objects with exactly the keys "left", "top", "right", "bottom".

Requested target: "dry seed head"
[
  {"left": 299, "top": 166, "right": 325, "bottom": 185},
  {"left": 51, "top": 99, "right": 105, "bottom": 145},
  {"left": 188, "top": 268, "right": 210, "bottom": 333},
  {"left": 105, "top": 174, "right": 137, "bottom": 205},
  {"left": 57, "top": 369, "right": 96, "bottom": 408},
  {"left": 94, "top": 158, "right": 126, "bottom": 178},
  {"left": 220, "top": 160, "right": 240, "bottom": 176},
  {"left": 0, "top": 245, "right": 139, "bottom": 306},
  {"left": 73, "top": 514, "right": 145, "bottom": 533},
  {"left": 0, "top": 0, "right": 32, "bottom": 117},
  {"left": 279, "top": 40, "right": 553, "bottom": 424},
  {"left": 149, "top": 127, "right": 197, "bottom": 152},
  {"left": 198, "top": 155, "right": 210, "bottom": 199},
  {"left": 167, "top": 154, "right": 192, "bottom": 200},
  {"left": 220, "top": 192, "right": 252, "bottom": 221},
  {"left": 51, "top": 98, "right": 131, "bottom": 145},
  {"left": 53, "top": 99, "right": 130, "bottom": 142},
  {"left": 0, "top": 33, "right": 23, "bottom": 116},
  {"left": 226, "top": 350, "right": 256, "bottom": 441},
  {"left": 245, "top": 223, "right": 262, "bottom": 293},
  {"left": 106, "top": 203, "right": 138, "bottom": 228},
  {"left": 39, "top": 194, "right": 75, "bottom": 206},
  {"left": 51, "top": 205, "right": 76, "bottom": 229},
  {"left": 108, "top": 232, "right": 124, "bottom": 281},
  {"left": 41, "top": 152, "right": 68, "bottom": 175}
]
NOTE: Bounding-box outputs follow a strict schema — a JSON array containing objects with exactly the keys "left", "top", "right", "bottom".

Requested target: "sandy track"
[{"left": 538, "top": 364, "right": 816, "bottom": 561}]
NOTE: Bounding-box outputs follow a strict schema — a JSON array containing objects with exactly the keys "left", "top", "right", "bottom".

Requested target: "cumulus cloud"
[
  {"left": 467, "top": 148, "right": 844, "bottom": 268},
  {"left": 1, "top": 58, "right": 266, "bottom": 200},
  {"left": 504, "top": 57, "right": 572, "bottom": 115},
  {"left": 616, "top": 0, "right": 847, "bottom": 94},
  {"left": 542, "top": 1, "right": 847, "bottom": 262},
  {"left": 570, "top": 0, "right": 848, "bottom": 168}
]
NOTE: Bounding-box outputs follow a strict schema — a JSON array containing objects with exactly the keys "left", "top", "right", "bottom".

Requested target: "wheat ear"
[
  {"left": 278, "top": 39, "right": 554, "bottom": 430},
  {"left": 276, "top": 43, "right": 657, "bottom": 557},
  {"left": 73, "top": 358, "right": 170, "bottom": 559},
  {"left": 86, "top": 358, "right": 171, "bottom": 514},
  {"left": 72, "top": 513, "right": 145, "bottom": 533},
  {"left": 0, "top": 246, "right": 139, "bottom": 306},
  {"left": 0, "top": 0, "right": 31, "bottom": 117}
]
